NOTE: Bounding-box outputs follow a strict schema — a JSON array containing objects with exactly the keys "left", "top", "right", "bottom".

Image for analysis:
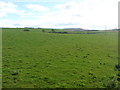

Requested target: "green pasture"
[{"left": 2, "top": 28, "right": 118, "bottom": 88}]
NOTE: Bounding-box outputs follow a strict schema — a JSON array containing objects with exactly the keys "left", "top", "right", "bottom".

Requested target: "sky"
[{"left": 0, "top": 0, "right": 119, "bottom": 30}]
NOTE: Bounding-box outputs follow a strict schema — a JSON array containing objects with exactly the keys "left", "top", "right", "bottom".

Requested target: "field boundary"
[{"left": 0, "top": 28, "right": 2, "bottom": 89}]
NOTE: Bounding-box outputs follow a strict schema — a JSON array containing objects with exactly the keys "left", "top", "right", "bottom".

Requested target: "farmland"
[{"left": 2, "top": 28, "right": 118, "bottom": 88}]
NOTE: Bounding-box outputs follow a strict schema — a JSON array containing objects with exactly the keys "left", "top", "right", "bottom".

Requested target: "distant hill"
[
  {"left": 63, "top": 28, "right": 87, "bottom": 31},
  {"left": 63, "top": 28, "right": 99, "bottom": 31}
]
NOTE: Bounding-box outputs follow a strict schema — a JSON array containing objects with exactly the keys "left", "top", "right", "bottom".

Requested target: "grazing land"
[{"left": 2, "top": 28, "right": 118, "bottom": 88}]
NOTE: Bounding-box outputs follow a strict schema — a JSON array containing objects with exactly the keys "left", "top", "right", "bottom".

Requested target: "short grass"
[{"left": 2, "top": 28, "right": 118, "bottom": 88}]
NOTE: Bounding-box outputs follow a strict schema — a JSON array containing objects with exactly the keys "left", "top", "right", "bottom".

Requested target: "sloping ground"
[{"left": 2, "top": 28, "right": 118, "bottom": 88}]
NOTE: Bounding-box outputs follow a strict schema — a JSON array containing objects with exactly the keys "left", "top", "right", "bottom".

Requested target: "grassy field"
[{"left": 2, "top": 28, "right": 118, "bottom": 88}]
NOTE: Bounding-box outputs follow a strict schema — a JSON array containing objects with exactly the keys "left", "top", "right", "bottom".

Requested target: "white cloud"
[
  {"left": 23, "top": 0, "right": 117, "bottom": 29},
  {"left": 0, "top": 1, "right": 34, "bottom": 18},
  {"left": 2, "top": 0, "right": 71, "bottom": 2},
  {"left": 26, "top": 4, "right": 50, "bottom": 11},
  {"left": 52, "top": 0, "right": 118, "bottom": 29},
  {"left": 0, "top": 1, "right": 17, "bottom": 17},
  {"left": 0, "top": 0, "right": 119, "bottom": 30}
]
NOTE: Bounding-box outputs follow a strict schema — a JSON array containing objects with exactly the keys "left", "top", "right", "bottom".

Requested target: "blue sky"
[{"left": 0, "top": 0, "right": 119, "bottom": 30}]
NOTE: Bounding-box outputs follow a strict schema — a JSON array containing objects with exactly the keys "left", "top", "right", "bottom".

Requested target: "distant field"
[{"left": 2, "top": 28, "right": 118, "bottom": 88}]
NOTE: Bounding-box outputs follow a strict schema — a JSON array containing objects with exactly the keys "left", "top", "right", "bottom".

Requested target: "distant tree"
[
  {"left": 42, "top": 29, "right": 45, "bottom": 32},
  {"left": 52, "top": 29, "right": 55, "bottom": 32},
  {"left": 24, "top": 29, "right": 30, "bottom": 31}
]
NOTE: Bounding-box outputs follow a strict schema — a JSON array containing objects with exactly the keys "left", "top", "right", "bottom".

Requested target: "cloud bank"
[{"left": 0, "top": 0, "right": 119, "bottom": 30}]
